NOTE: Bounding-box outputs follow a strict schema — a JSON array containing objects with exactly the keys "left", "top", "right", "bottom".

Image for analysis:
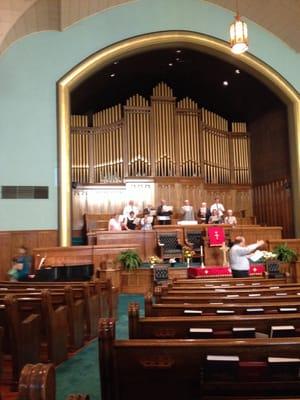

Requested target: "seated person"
[
  {"left": 156, "top": 199, "right": 173, "bottom": 225},
  {"left": 208, "top": 209, "right": 223, "bottom": 224},
  {"left": 141, "top": 210, "right": 154, "bottom": 230},
  {"left": 210, "top": 197, "right": 225, "bottom": 217},
  {"left": 224, "top": 209, "right": 237, "bottom": 225},
  {"left": 197, "top": 201, "right": 211, "bottom": 224},
  {"left": 126, "top": 211, "right": 138, "bottom": 230},
  {"left": 8, "top": 246, "right": 32, "bottom": 281},
  {"left": 108, "top": 213, "right": 124, "bottom": 231}
]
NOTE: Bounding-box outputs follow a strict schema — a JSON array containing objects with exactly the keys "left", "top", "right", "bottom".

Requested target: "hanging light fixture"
[{"left": 229, "top": 0, "right": 248, "bottom": 54}]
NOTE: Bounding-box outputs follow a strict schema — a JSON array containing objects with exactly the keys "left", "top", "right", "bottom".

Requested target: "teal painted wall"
[{"left": 0, "top": 0, "right": 299, "bottom": 230}]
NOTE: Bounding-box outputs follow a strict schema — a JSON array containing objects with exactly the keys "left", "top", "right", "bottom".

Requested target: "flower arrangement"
[
  {"left": 149, "top": 255, "right": 162, "bottom": 265},
  {"left": 260, "top": 251, "right": 278, "bottom": 261},
  {"left": 182, "top": 246, "right": 195, "bottom": 260}
]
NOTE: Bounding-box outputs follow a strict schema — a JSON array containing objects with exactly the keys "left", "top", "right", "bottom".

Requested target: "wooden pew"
[
  {"left": 170, "top": 281, "right": 299, "bottom": 290},
  {"left": 173, "top": 276, "right": 289, "bottom": 286},
  {"left": 128, "top": 303, "right": 300, "bottom": 339},
  {"left": 145, "top": 295, "right": 300, "bottom": 317},
  {"left": 0, "top": 287, "right": 84, "bottom": 351},
  {"left": 0, "top": 291, "right": 68, "bottom": 365},
  {"left": 18, "top": 363, "right": 90, "bottom": 400},
  {"left": 0, "top": 283, "right": 97, "bottom": 340},
  {"left": 158, "top": 293, "right": 300, "bottom": 304},
  {"left": 0, "top": 297, "right": 40, "bottom": 387},
  {"left": 162, "top": 286, "right": 300, "bottom": 297},
  {"left": 0, "top": 278, "right": 116, "bottom": 332},
  {"left": 155, "top": 286, "right": 300, "bottom": 304},
  {"left": 99, "top": 319, "right": 300, "bottom": 400}
]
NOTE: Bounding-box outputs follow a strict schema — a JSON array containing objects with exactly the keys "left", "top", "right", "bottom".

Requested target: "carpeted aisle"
[{"left": 56, "top": 294, "right": 144, "bottom": 400}]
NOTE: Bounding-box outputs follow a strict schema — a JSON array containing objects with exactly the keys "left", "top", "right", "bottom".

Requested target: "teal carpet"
[{"left": 56, "top": 294, "right": 144, "bottom": 400}]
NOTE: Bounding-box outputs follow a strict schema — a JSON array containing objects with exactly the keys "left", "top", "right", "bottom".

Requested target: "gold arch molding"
[{"left": 57, "top": 30, "right": 300, "bottom": 246}]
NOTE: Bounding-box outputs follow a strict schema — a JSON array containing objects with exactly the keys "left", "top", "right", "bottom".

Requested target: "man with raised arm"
[{"left": 229, "top": 236, "right": 265, "bottom": 278}]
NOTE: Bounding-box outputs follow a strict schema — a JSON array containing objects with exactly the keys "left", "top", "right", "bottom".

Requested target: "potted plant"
[
  {"left": 273, "top": 244, "right": 297, "bottom": 263},
  {"left": 117, "top": 250, "right": 142, "bottom": 272}
]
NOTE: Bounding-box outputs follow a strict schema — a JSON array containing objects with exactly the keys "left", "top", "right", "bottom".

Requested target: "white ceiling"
[{"left": 0, "top": 0, "right": 299, "bottom": 54}]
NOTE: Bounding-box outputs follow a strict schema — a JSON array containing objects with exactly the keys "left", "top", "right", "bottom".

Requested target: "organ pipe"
[{"left": 70, "top": 82, "right": 251, "bottom": 185}]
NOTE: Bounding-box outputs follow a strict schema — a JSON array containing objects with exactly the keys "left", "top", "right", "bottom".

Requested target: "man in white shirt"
[
  {"left": 229, "top": 236, "right": 265, "bottom": 278},
  {"left": 123, "top": 200, "right": 139, "bottom": 218},
  {"left": 210, "top": 197, "right": 225, "bottom": 217}
]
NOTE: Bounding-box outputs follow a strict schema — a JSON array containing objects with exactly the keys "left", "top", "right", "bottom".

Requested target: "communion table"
[{"left": 187, "top": 264, "right": 265, "bottom": 278}]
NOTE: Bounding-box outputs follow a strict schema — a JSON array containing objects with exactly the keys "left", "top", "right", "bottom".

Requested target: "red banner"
[{"left": 208, "top": 226, "right": 225, "bottom": 247}]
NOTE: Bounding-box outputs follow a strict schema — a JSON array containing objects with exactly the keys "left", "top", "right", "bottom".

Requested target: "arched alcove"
[{"left": 58, "top": 31, "right": 300, "bottom": 245}]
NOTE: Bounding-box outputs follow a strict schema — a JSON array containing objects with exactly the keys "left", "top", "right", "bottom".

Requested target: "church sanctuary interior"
[{"left": 1, "top": 1, "right": 300, "bottom": 399}]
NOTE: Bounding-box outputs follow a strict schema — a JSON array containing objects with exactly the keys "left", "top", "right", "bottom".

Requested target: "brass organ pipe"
[
  {"left": 240, "top": 137, "right": 244, "bottom": 183},
  {"left": 178, "top": 114, "right": 182, "bottom": 175},
  {"left": 184, "top": 112, "right": 188, "bottom": 176},
  {"left": 214, "top": 113, "right": 217, "bottom": 183},
  {"left": 79, "top": 133, "right": 83, "bottom": 182},
  {"left": 188, "top": 111, "right": 192, "bottom": 176},
  {"left": 77, "top": 132, "right": 80, "bottom": 182},
  {"left": 190, "top": 110, "right": 194, "bottom": 176},
  {"left": 127, "top": 109, "right": 130, "bottom": 176},
  {"left": 210, "top": 113, "right": 215, "bottom": 183},
  {"left": 138, "top": 109, "right": 141, "bottom": 176},
  {"left": 188, "top": 112, "right": 192, "bottom": 176},
  {"left": 135, "top": 110, "right": 139, "bottom": 175},
  {"left": 108, "top": 109, "right": 112, "bottom": 179},
  {"left": 167, "top": 102, "right": 170, "bottom": 176},
  {"left": 144, "top": 108, "right": 148, "bottom": 175},
  {"left": 135, "top": 109, "right": 138, "bottom": 176},
  {"left": 241, "top": 138, "right": 244, "bottom": 183},
  {"left": 241, "top": 138, "right": 245, "bottom": 183},
  {"left": 162, "top": 103, "right": 166, "bottom": 176},
  {"left": 166, "top": 103, "right": 169, "bottom": 175},
  {"left": 183, "top": 112, "right": 187, "bottom": 176},
  {"left": 159, "top": 103, "right": 163, "bottom": 176},
  {"left": 211, "top": 113, "right": 215, "bottom": 183},
  {"left": 128, "top": 109, "right": 131, "bottom": 176},
  {"left": 147, "top": 109, "right": 151, "bottom": 175},
  {"left": 168, "top": 104, "right": 172, "bottom": 175}
]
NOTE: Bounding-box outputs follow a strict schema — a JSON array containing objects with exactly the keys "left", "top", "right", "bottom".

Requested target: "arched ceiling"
[{"left": 0, "top": 0, "right": 299, "bottom": 54}]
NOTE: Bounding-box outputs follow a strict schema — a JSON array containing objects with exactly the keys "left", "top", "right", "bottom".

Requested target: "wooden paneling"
[
  {"left": 250, "top": 108, "right": 290, "bottom": 185},
  {"left": 75, "top": 179, "right": 254, "bottom": 233},
  {"left": 95, "top": 231, "right": 156, "bottom": 261},
  {"left": 253, "top": 179, "right": 293, "bottom": 237},
  {"left": 0, "top": 230, "right": 58, "bottom": 280},
  {"left": 228, "top": 226, "right": 282, "bottom": 243},
  {"left": 32, "top": 245, "right": 93, "bottom": 268},
  {"left": 93, "top": 244, "right": 143, "bottom": 275},
  {"left": 268, "top": 239, "right": 300, "bottom": 257}
]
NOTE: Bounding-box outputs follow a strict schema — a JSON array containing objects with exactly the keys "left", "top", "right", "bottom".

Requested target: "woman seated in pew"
[
  {"left": 8, "top": 246, "right": 32, "bottom": 281},
  {"left": 208, "top": 209, "right": 223, "bottom": 224},
  {"left": 224, "top": 209, "right": 237, "bottom": 225},
  {"left": 229, "top": 236, "right": 265, "bottom": 278}
]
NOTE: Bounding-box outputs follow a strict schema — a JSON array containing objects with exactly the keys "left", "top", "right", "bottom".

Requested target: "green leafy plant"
[
  {"left": 273, "top": 244, "right": 297, "bottom": 263},
  {"left": 117, "top": 250, "right": 142, "bottom": 271}
]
